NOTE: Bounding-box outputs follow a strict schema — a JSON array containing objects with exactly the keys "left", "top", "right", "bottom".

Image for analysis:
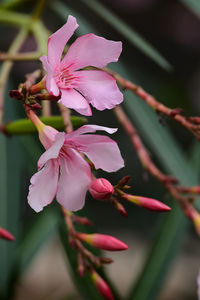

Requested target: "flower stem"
[
  {"left": 0, "top": 27, "right": 28, "bottom": 125},
  {"left": 0, "top": 51, "right": 41, "bottom": 61},
  {"left": 113, "top": 105, "right": 200, "bottom": 234},
  {"left": 105, "top": 67, "right": 200, "bottom": 140},
  {"left": 32, "top": 0, "right": 49, "bottom": 20}
]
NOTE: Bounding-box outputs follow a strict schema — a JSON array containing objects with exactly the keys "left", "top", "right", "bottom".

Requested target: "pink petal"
[
  {"left": 38, "top": 132, "right": 65, "bottom": 169},
  {"left": 61, "top": 33, "right": 122, "bottom": 71},
  {"left": 66, "top": 124, "right": 118, "bottom": 140},
  {"left": 58, "top": 88, "right": 92, "bottom": 116},
  {"left": 40, "top": 55, "right": 60, "bottom": 96},
  {"left": 47, "top": 15, "right": 78, "bottom": 69},
  {"left": 28, "top": 160, "right": 59, "bottom": 212},
  {"left": 56, "top": 148, "right": 92, "bottom": 211},
  {"left": 69, "top": 135, "right": 124, "bottom": 172},
  {"left": 76, "top": 70, "right": 123, "bottom": 110}
]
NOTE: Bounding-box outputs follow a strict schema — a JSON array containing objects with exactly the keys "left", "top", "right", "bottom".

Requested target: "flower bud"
[
  {"left": 89, "top": 178, "right": 114, "bottom": 201},
  {"left": 73, "top": 215, "right": 93, "bottom": 226},
  {"left": 111, "top": 197, "right": 128, "bottom": 217},
  {"left": 76, "top": 233, "right": 128, "bottom": 251},
  {"left": 123, "top": 194, "right": 171, "bottom": 212},
  {"left": 0, "top": 228, "right": 15, "bottom": 241},
  {"left": 89, "top": 269, "right": 114, "bottom": 300}
]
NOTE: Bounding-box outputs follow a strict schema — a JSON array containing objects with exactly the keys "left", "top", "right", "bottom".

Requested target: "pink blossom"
[
  {"left": 40, "top": 15, "right": 123, "bottom": 116},
  {"left": 28, "top": 124, "right": 124, "bottom": 212}
]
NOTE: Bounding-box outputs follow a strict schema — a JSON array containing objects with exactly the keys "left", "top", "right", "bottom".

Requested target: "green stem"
[
  {"left": 32, "top": 0, "right": 48, "bottom": 20},
  {"left": 0, "top": 0, "right": 28, "bottom": 10},
  {"left": 0, "top": 51, "right": 41, "bottom": 61},
  {"left": 31, "top": 20, "right": 49, "bottom": 54},
  {"left": 0, "top": 10, "right": 29, "bottom": 26},
  {"left": 0, "top": 27, "right": 28, "bottom": 125}
]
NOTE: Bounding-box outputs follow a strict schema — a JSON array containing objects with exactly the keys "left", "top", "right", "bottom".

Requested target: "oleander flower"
[
  {"left": 27, "top": 115, "right": 124, "bottom": 212},
  {"left": 40, "top": 15, "right": 123, "bottom": 116}
]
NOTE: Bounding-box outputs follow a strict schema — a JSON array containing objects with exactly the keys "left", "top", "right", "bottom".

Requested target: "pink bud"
[
  {"left": 0, "top": 228, "right": 15, "bottom": 241},
  {"left": 123, "top": 194, "right": 171, "bottom": 212},
  {"left": 76, "top": 233, "right": 128, "bottom": 251},
  {"left": 89, "top": 269, "right": 114, "bottom": 300},
  {"left": 89, "top": 178, "right": 114, "bottom": 201}
]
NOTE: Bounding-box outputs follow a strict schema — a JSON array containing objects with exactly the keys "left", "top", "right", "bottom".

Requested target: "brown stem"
[
  {"left": 177, "top": 185, "right": 200, "bottom": 195},
  {"left": 58, "top": 103, "right": 73, "bottom": 133},
  {"left": 113, "top": 105, "right": 200, "bottom": 233},
  {"left": 104, "top": 68, "right": 200, "bottom": 140}
]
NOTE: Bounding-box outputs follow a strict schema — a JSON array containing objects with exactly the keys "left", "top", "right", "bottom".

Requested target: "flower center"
[{"left": 54, "top": 64, "right": 80, "bottom": 89}]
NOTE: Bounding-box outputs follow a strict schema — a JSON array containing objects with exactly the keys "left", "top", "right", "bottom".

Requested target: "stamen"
[{"left": 54, "top": 65, "right": 80, "bottom": 89}]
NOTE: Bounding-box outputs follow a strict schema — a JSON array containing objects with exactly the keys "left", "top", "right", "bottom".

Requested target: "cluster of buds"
[
  {"left": 62, "top": 175, "right": 171, "bottom": 299},
  {"left": 62, "top": 209, "right": 128, "bottom": 300},
  {"left": 9, "top": 70, "right": 60, "bottom": 111},
  {"left": 89, "top": 176, "right": 171, "bottom": 216}
]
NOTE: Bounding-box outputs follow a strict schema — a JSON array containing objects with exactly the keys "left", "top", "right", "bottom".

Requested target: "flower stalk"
[{"left": 113, "top": 105, "right": 200, "bottom": 234}]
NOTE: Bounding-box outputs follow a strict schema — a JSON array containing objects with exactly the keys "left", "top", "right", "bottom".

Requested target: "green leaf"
[
  {"left": 79, "top": 0, "right": 172, "bottom": 71},
  {"left": 9, "top": 208, "right": 59, "bottom": 282},
  {"left": 0, "top": 135, "right": 9, "bottom": 297},
  {"left": 180, "top": 0, "right": 200, "bottom": 18},
  {"left": 0, "top": 9, "right": 29, "bottom": 26},
  {"left": 0, "top": 81, "right": 27, "bottom": 297},
  {"left": 5, "top": 115, "right": 87, "bottom": 135}
]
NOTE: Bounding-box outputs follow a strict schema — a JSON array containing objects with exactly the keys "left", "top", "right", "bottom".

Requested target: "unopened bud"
[
  {"left": 9, "top": 90, "right": 23, "bottom": 100},
  {"left": 29, "top": 78, "right": 45, "bottom": 94},
  {"left": 123, "top": 194, "right": 171, "bottom": 212},
  {"left": 0, "top": 227, "right": 15, "bottom": 241},
  {"left": 35, "top": 93, "right": 60, "bottom": 101},
  {"left": 111, "top": 197, "right": 128, "bottom": 217},
  {"left": 76, "top": 233, "right": 128, "bottom": 251},
  {"left": 89, "top": 178, "right": 114, "bottom": 201},
  {"left": 73, "top": 215, "right": 93, "bottom": 226},
  {"left": 117, "top": 176, "right": 130, "bottom": 188},
  {"left": 89, "top": 269, "right": 114, "bottom": 300}
]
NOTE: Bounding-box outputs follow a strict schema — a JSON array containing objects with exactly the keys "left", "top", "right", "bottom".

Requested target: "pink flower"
[
  {"left": 28, "top": 123, "right": 124, "bottom": 212},
  {"left": 40, "top": 15, "right": 123, "bottom": 116}
]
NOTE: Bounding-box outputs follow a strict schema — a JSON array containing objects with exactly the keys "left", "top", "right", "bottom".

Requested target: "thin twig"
[
  {"left": 104, "top": 68, "right": 200, "bottom": 141},
  {"left": 0, "top": 28, "right": 28, "bottom": 125},
  {"left": 0, "top": 51, "right": 41, "bottom": 61},
  {"left": 58, "top": 103, "right": 73, "bottom": 133},
  {"left": 113, "top": 105, "right": 200, "bottom": 234}
]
